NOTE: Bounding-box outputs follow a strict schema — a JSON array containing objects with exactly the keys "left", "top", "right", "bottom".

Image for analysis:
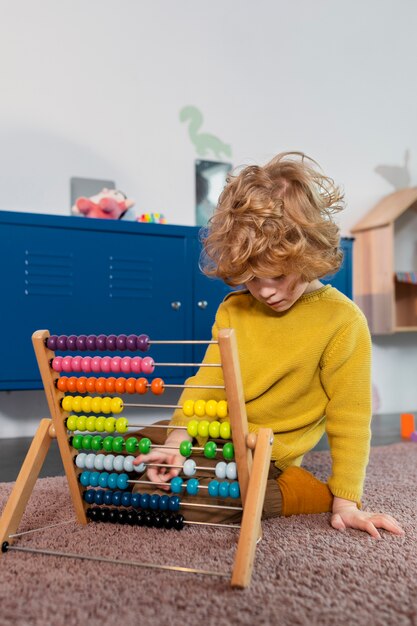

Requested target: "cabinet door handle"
[
  {"left": 171, "top": 301, "right": 182, "bottom": 310},
  {"left": 197, "top": 300, "right": 208, "bottom": 309}
]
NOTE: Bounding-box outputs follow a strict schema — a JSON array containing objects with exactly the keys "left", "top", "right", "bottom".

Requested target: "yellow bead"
[
  {"left": 208, "top": 420, "right": 220, "bottom": 438},
  {"left": 116, "top": 417, "right": 128, "bottom": 433},
  {"left": 219, "top": 421, "right": 231, "bottom": 439},
  {"left": 101, "top": 397, "right": 112, "bottom": 414},
  {"left": 105, "top": 417, "right": 116, "bottom": 433},
  {"left": 91, "top": 397, "right": 102, "bottom": 413},
  {"left": 66, "top": 415, "right": 78, "bottom": 431},
  {"left": 111, "top": 397, "right": 124, "bottom": 414},
  {"left": 85, "top": 416, "right": 97, "bottom": 432},
  {"left": 183, "top": 400, "right": 195, "bottom": 417},
  {"left": 194, "top": 400, "right": 206, "bottom": 417},
  {"left": 217, "top": 400, "right": 228, "bottom": 418},
  {"left": 61, "top": 396, "right": 73, "bottom": 412},
  {"left": 95, "top": 416, "right": 106, "bottom": 432},
  {"left": 205, "top": 400, "right": 218, "bottom": 418},
  {"left": 187, "top": 420, "right": 199, "bottom": 437},
  {"left": 197, "top": 420, "right": 210, "bottom": 437},
  {"left": 71, "top": 396, "right": 83, "bottom": 413},
  {"left": 81, "top": 397, "right": 92, "bottom": 413},
  {"left": 76, "top": 415, "right": 86, "bottom": 431}
]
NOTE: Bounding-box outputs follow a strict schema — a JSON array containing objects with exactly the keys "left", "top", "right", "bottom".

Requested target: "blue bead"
[
  {"left": 140, "top": 493, "right": 150, "bottom": 509},
  {"left": 186, "top": 478, "right": 199, "bottom": 496},
  {"left": 117, "top": 474, "right": 129, "bottom": 490},
  {"left": 108, "top": 473, "right": 118, "bottom": 490},
  {"left": 104, "top": 491, "right": 113, "bottom": 505},
  {"left": 170, "top": 476, "right": 183, "bottom": 494},
  {"left": 112, "top": 491, "right": 122, "bottom": 506},
  {"left": 83, "top": 488, "right": 95, "bottom": 503},
  {"left": 159, "top": 495, "right": 170, "bottom": 511},
  {"left": 218, "top": 482, "right": 230, "bottom": 498},
  {"left": 229, "top": 482, "right": 240, "bottom": 499},
  {"left": 131, "top": 493, "right": 141, "bottom": 509},
  {"left": 121, "top": 492, "right": 132, "bottom": 507},
  {"left": 168, "top": 496, "right": 180, "bottom": 512},
  {"left": 94, "top": 490, "right": 105, "bottom": 505},
  {"left": 89, "top": 472, "right": 100, "bottom": 487},
  {"left": 98, "top": 472, "right": 109, "bottom": 488},
  {"left": 80, "top": 471, "right": 91, "bottom": 487},
  {"left": 208, "top": 480, "right": 219, "bottom": 497},
  {"left": 149, "top": 494, "right": 161, "bottom": 510}
]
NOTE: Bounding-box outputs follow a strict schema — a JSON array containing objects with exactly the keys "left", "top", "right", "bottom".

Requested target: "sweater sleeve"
[{"left": 320, "top": 313, "right": 372, "bottom": 504}]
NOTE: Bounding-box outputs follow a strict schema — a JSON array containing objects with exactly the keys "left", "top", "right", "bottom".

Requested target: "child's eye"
[{"left": 274, "top": 275, "right": 285, "bottom": 281}]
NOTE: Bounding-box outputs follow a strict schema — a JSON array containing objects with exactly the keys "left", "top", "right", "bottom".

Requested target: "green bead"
[
  {"left": 103, "top": 436, "right": 114, "bottom": 452},
  {"left": 112, "top": 436, "right": 125, "bottom": 452},
  {"left": 204, "top": 441, "right": 217, "bottom": 459},
  {"left": 125, "top": 437, "right": 139, "bottom": 453},
  {"left": 138, "top": 437, "right": 151, "bottom": 454},
  {"left": 179, "top": 440, "right": 192, "bottom": 457},
  {"left": 91, "top": 435, "right": 103, "bottom": 451},
  {"left": 71, "top": 434, "right": 84, "bottom": 450},
  {"left": 222, "top": 442, "right": 234, "bottom": 460},
  {"left": 81, "top": 435, "right": 93, "bottom": 450}
]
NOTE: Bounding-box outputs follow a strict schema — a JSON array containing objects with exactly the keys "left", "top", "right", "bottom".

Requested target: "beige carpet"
[{"left": 0, "top": 442, "right": 416, "bottom": 626}]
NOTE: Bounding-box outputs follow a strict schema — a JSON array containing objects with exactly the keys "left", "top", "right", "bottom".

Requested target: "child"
[{"left": 135, "top": 152, "right": 404, "bottom": 538}]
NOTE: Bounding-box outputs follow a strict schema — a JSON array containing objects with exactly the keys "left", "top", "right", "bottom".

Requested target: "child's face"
[{"left": 245, "top": 274, "right": 311, "bottom": 312}]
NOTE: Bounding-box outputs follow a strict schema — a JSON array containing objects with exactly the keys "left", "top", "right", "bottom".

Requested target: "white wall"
[{"left": 0, "top": 0, "right": 416, "bottom": 436}]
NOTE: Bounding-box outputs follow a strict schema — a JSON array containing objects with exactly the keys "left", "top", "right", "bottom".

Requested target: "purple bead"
[
  {"left": 126, "top": 335, "right": 137, "bottom": 351},
  {"left": 67, "top": 335, "right": 77, "bottom": 351},
  {"left": 47, "top": 335, "right": 58, "bottom": 350},
  {"left": 76, "top": 334, "right": 87, "bottom": 351},
  {"left": 86, "top": 335, "right": 97, "bottom": 351},
  {"left": 137, "top": 334, "right": 150, "bottom": 352},
  {"left": 96, "top": 334, "right": 107, "bottom": 351},
  {"left": 106, "top": 334, "right": 117, "bottom": 351},
  {"left": 116, "top": 334, "right": 127, "bottom": 351},
  {"left": 410, "top": 431, "right": 417, "bottom": 442},
  {"left": 56, "top": 335, "right": 68, "bottom": 351}
]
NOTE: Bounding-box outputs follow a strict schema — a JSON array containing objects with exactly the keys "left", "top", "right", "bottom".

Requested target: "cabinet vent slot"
[
  {"left": 24, "top": 250, "right": 74, "bottom": 297},
  {"left": 109, "top": 256, "right": 152, "bottom": 299}
]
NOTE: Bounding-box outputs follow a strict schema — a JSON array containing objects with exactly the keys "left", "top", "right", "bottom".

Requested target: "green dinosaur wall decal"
[{"left": 179, "top": 106, "right": 232, "bottom": 160}]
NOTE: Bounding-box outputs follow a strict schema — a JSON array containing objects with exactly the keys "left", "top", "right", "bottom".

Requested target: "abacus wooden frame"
[{"left": 0, "top": 328, "right": 272, "bottom": 588}]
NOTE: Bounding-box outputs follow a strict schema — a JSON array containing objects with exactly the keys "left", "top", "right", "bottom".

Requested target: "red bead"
[
  {"left": 86, "top": 377, "right": 97, "bottom": 393},
  {"left": 135, "top": 377, "right": 148, "bottom": 394},
  {"left": 96, "top": 377, "right": 107, "bottom": 394},
  {"left": 151, "top": 378, "right": 164, "bottom": 395},
  {"left": 57, "top": 377, "right": 67, "bottom": 392},
  {"left": 76, "top": 377, "right": 87, "bottom": 394},
  {"left": 105, "top": 377, "right": 116, "bottom": 393},
  {"left": 115, "top": 377, "right": 126, "bottom": 394},
  {"left": 125, "top": 378, "right": 136, "bottom": 394},
  {"left": 67, "top": 376, "right": 78, "bottom": 393}
]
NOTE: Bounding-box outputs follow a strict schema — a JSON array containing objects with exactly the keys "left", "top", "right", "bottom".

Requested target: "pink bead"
[
  {"left": 141, "top": 356, "right": 155, "bottom": 374},
  {"left": 131, "top": 357, "right": 142, "bottom": 374},
  {"left": 51, "top": 356, "right": 63, "bottom": 372},
  {"left": 101, "top": 356, "right": 112, "bottom": 373},
  {"left": 62, "top": 356, "right": 73, "bottom": 373},
  {"left": 110, "top": 356, "right": 122, "bottom": 373},
  {"left": 91, "top": 356, "right": 102, "bottom": 373},
  {"left": 121, "top": 357, "right": 132, "bottom": 374},
  {"left": 82, "top": 356, "right": 92, "bottom": 373},
  {"left": 71, "top": 356, "right": 83, "bottom": 372}
]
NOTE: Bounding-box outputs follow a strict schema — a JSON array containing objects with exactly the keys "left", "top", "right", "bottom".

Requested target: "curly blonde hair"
[{"left": 200, "top": 151, "right": 344, "bottom": 286}]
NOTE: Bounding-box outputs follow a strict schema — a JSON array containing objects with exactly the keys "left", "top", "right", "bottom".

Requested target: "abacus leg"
[
  {"left": 0, "top": 419, "right": 54, "bottom": 548},
  {"left": 231, "top": 427, "right": 273, "bottom": 588}
]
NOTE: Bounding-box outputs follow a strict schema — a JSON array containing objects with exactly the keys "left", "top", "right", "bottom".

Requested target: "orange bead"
[
  {"left": 86, "top": 377, "right": 97, "bottom": 393},
  {"left": 95, "top": 377, "right": 107, "bottom": 394},
  {"left": 67, "top": 377, "right": 78, "bottom": 393},
  {"left": 135, "top": 377, "right": 148, "bottom": 394},
  {"left": 125, "top": 377, "right": 136, "bottom": 394},
  {"left": 57, "top": 377, "right": 67, "bottom": 392},
  {"left": 151, "top": 378, "right": 164, "bottom": 395},
  {"left": 105, "top": 377, "right": 116, "bottom": 393},
  {"left": 115, "top": 377, "right": 126, "bottom": 394},
  {"left": 76, "top": 377, "right": 87, "bottom": 394}
]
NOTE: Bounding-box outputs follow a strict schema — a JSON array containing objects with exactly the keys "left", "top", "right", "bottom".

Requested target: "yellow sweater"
[{"left": 170, "top": 285, "right": 372, "bottom": 504}]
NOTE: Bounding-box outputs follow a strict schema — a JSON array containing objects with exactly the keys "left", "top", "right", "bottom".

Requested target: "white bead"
[
  {"left": 133, "top": 461, "right": 146, "bottom": 473},
  {"left": 215, "top": 461, "right": 227, "bottom": 479},
  {"left": 123, "top": 455, "right": 135, "bottom": 472},
  {"left": 94, "top": 453, "right": 105, "bottom": 471},
  {"left": 113, "top": 455, "right": 125, "bottom": 472},
  {"left": 226, "top": 462, "right": 237, "bottom": 480},
  {"left": 103, "top": 454, "right": 115, "bottom": 471},
  {"left": 75, "top": 453, "right": 86, "bottom": 469},
  {"left": 85, "top": 453, "right": 96, "bottom": 470},
  {"left": 183, "top": 459, "right": 196, "bottom": 477}
]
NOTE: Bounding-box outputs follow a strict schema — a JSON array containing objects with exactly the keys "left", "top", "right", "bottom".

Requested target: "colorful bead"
[
  {"left": 204, "top": 441, "right": 217, "bottom": 458},
  {"left": 103, "top": 436, "right": 114, "bottom": 452},
  {"left": 123, "top": 455, "right": 135, "bottom": 472},
  {"left": 81, "top": 435, "right": 93, "bottom": 450},
  {"left": 79, "top": 471, "right": 90, "bottom": 487},
  {"left": 51, "top": 356, "right": 63, "bottom": 372},
  {"left": 135, "top": 377, "right": 148, "bottom": 394},
  {"left": 117, "top": 474, "right": 129, "bottom": 490},
  {"left": 96, "top": 335, "right": 107, "bottom": 350},
  {"left": 121, "top": 492, "right": 131, "bottom": 507},
  {"left": 186, "top": 420, "right": 198, "bottom": 437},
  {"left": 113, "top": 455, "right": 125, "bottom": 472},
  {"left": 94, "top": 454, "right": 105, "bottom": 471},
  {"left": 229, "top": 482, "right": 240, "bottom": 499},
  {"left": 91, "top": 435, "right": 103, "bottom": 451},
  {"left": 76, "top": 335, "right": 87, "bottom": 351},
  {"left": 208, "top": 480, "right": 219, "bottom": 497},
  {"left": 226, "top": 462, "right": 237, "bottom": 480},
  {"left": 67, "top": 335, "right": 77, "bottom": 351},
  {"left": 61, "top": 396, "right": 73, "bottom": 412},
  {"left": 101, "top": 356, "right": 112, "bottom": 373},
  {"left": 71, "top": 356, "right": 82, "bottom": 372},
  {"left": 75, "top": 415, "right": 86, "bottom": 431},
  {"left": 83, "top": 489, "right": 95, "bottom": 504},
  {"left": 89, "top": 472, "right": 100, "bottom": 487},
  {"left": 101, "top": 397, "right": 112, "bottom": 414},
  {"left": 105, "top": 377, "right": 116, "bottom": 393},
  {"left": 67, "top": 377, "right": 78, "bottom": 393},
  {"left": 104, "top": 417, "right": 116, "bottom": 433},
  {"left": 208, "top": 420, "right": 221, "bottom": 438},
  {"left": 111, "top": 398, "right": 123, "bottom": 414},
  {"left": 112, "top": 436, "right": 125, "bottom": 452},
  {"left": 62, "top": 356, "right": 73, "bottom": 373},
  {"left": 76, "top": 377, "right": 87, "bottom": 394},
  {"left": 194, "top": 400, "right": 206, "bottom": 418},
  {"left": 215, "top": 461, "right": 227, "bottom": 479},
  {"left": 47, "top": 335, "right": 58, "bottom": 350},
  {"left": 141, "top": 357, "right": 155, "bottom": 374},
  {"left": 222, "top": 442, "right": 234, "bottom": 460},
  {"left": 219, "top": 422, "right": 231, "bottom": 440},
  {"left": 71, "top": 434, "right": 84, "bottom": 449},
  {"left": 138, "top": 437, "right": 151, "bottom": 454},
  {"left": 218, "top": 481, "right": 230, "bottom": 498},
  {"left": 137, "top": 334, "right": 150, "bottom": 352},
  {"left": 106, "top": 335, "right": 117, "bottom": 351},
  {"left": 116, "top": 334, "right": 127, "bottom": 351},
  {"left": 107, "top": 473, "right": 118, "bottom": 489},
  {"left": 197, "top": 419, "right": 209, "bottom": 437},
  {"left": 168, "top": 496, "right": 180, "bottom": 512},
  {"left": 112, "top": 491, "right": 123, "bottom": 506},
  {"left": 115, "top": 417, "right": 128, "bottom": 433},
  {"left": 75, "top": 453, "right": 86, "bottom": 469},
  {"left": 206, "top": 400, "right": 218, "bottom": 418},
  {"left": 140, "top": 493, "right": 150, "bottom": 509},
  {"left": 81, "top": 397, "right": 92, "bottom": 414},
  {"left": 86, "top": 377, "right": 97, "bottom": 393},
  {"left": 95, "top": 417, "right": 106, "bottom": 432},
  {"left": 149, "top": 494, "right": 160, "bottom": 510},
  {"left": 125, "top": 437, "right": 138, "bottom": 453},
  {"left": 186, "top": 478, "right": 199, "bottom": 496},
  {"left": 170, "top": 477, "right": 183, "bottom": 494},
  {"left": 183, "top": 400, "right": 194, "bottom": 417},
  {"left": 131, "top": 357, "right": 142, "bottom": 374},
  {"left": 217, "top": 400, "right": 228, "bottom": 418},
  {"left": 66, "top": 415, "right": 78, "bottom": 431},
  {"left": 159, "top": 495, "right": 170, "bottom": 511},
  {"left": 86, "top": 335, "right": 97, "bottom": 350},
  {"left": 151, "top": 378, "right": 164, "bottom": 395},
  {"left": 179, "top": 440, "right": 192, "bottom": 457},
  {"left": 91, "top": 397, "right": 102, "bottom": 413},
  {"left": 71, "top": 396, "right": 83, "bottom": 413},
  {"left": 85, "top": 453, "right": 96, "bottom": 470},
  {"left": 126, "top": 335, "right": 137, "bottom": 351},
  {"left": 183, "top": 459, "right": 196, "bottom": 477},
  {"left": 125, "top": 377, "right": 136, "bottom": 394},
  {"left": 102, "top": 455, "right": 114, "bottom": 471},
  {"left": 81, "top": 356, "right": 92, "bottom": 373},
  {"left": 57, "top": 335, "right": 68, "bottom": 350}
]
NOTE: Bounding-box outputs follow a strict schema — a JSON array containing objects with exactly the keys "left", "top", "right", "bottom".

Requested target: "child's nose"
[{"left": 259, "top": 285, "right": 277, "bottom": 299}]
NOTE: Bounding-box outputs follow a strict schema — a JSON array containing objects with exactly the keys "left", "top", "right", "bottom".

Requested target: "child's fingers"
[
  {"left": 368, "top": 515, "right": 405, "bottom": 536},
  {"left": 330, "top": 513, "right": 346, "bottom": 531}
]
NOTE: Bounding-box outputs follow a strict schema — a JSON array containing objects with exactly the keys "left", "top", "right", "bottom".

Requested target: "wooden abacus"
[{"left": 0, "top": 329, "right": 273, "bottom": 588}]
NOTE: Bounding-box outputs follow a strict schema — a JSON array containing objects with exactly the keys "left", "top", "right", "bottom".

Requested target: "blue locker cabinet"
[{"left": 0, "top": 211, "right": 352, "bottom": 390}]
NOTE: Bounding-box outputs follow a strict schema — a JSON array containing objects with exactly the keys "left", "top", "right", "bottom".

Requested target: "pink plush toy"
[{"left": 73, "top": 188, "right": 134, "bottom": 220}]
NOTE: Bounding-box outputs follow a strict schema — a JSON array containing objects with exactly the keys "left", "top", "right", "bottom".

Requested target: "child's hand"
[
  {"left": 331, "top": 497, "right": 405, "bottom": 539},
  {"left": 133, "top": 429, "right": 190, "bottom": 491}
]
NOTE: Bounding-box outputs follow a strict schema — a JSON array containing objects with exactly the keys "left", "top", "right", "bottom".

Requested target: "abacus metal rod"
[
  {"left": 160, "top": 384, "right": 225, "bottom": 389},
  {"left": 9, "top": 519, "right": 75, "bottom": 538},
  {"left": 149, "top": 340, "right": 217, "bottom": 345},
  {"left": 153, "top": 362, "right": 221, "bottom": 367},
  {"left": 2, "top": 544, "right": 229, "bottom": 578},
  {"left": 146, "top": 462, "right": 233, "bottom": 473},
  {"left": 124, "top": 403, "right": 182, "bottom": 409}
]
